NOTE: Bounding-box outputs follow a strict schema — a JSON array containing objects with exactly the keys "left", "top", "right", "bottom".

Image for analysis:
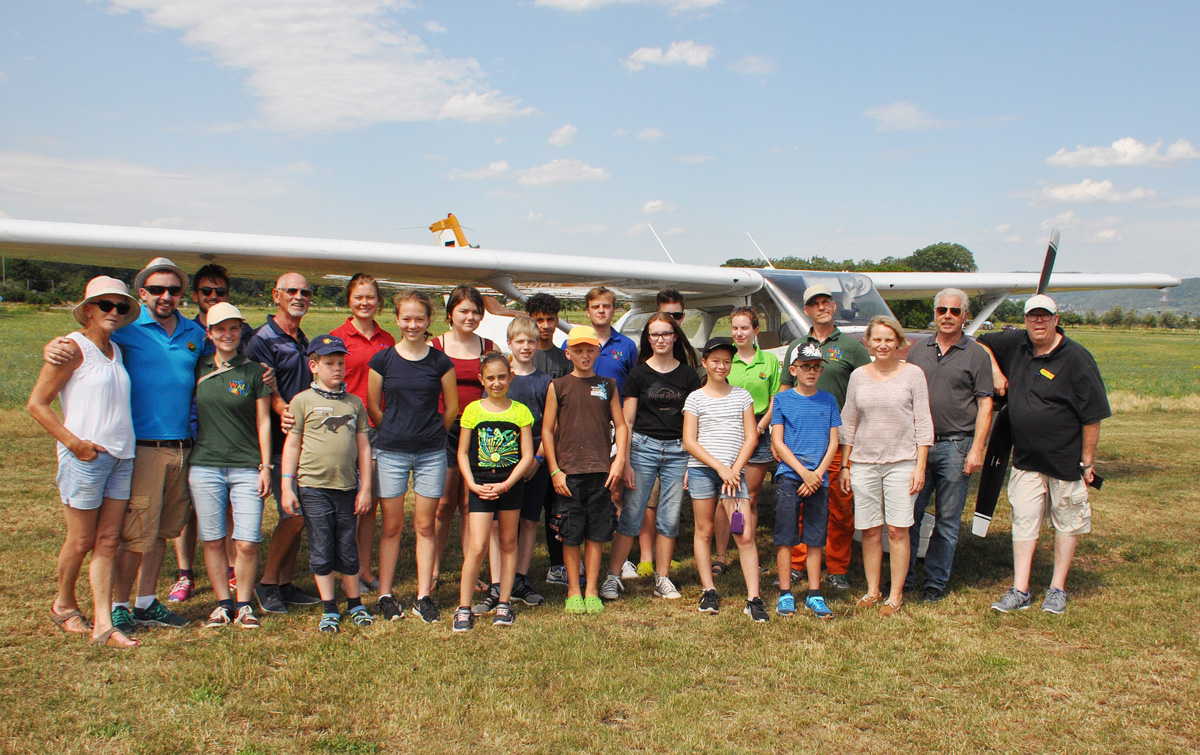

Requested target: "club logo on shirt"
[
  {"left": 1039, "top": 368, "right": 1056, "bottom": 380},
  {"left": 228, "top": 379, "right": 248, "bottom": 396},
  {"left": 759, "top": 372, "right": 768, "bottom": 380},
  {"left": 827, "top": 347, "right": 842, "bottom": 361},
  {"left": 590, "top": 382, "right": 609, "bottom": 400},
  {"left": 187, "top": 342, "right": 198, "bottom": 352}
]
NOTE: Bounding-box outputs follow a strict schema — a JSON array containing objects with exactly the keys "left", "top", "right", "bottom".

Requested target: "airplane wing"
[{"left": 865, "top": 271, "right": 1180, "bottom": 300}]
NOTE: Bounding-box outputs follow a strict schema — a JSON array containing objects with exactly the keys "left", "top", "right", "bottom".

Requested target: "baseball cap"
[
  {"left": 791, "top": 341, "right": 829, "bottom": 363},
  {"left": 72, "top": 275, "right": 140, "bottom": 328},
  {"left": 308, "top": 334, "right": 348, "bottom": 356},
  {"left": 802, "top": 284, "right": 833, "bottom": 306},
  {"left": 566, "top": 326, "right": 600, "bottom": 347},
  {"left": 701, "top": 337, "right": 737, "bottom": 358},
  {"left": 1024, "top": 294, "right": 1058, "bottom": 315},
  {"left": 206, "top": 302, "right": 245, "bottom": 327},
  {"left": 133, "top": 257, "right": 189, "bottom": 292}
]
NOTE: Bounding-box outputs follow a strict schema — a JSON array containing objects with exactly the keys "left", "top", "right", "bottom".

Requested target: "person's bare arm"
[
  {"left": 621, "top": 396, "right": 638, "bottom": 488},
  {"left": 541, "top": 384, "right": 570, "bottom": 497},
  {"left": 43, "top": 336, "right": 75, "bottom": 366},
  {"left": 279, "top": 432, "right": 303, "bottom": 516},
  {"left": 965, "top": 395, "right": 993, "bottom": 474},
  {"left": 1080, "top": 421, "right": 1101, "bottom": 485},
  {"left": 255, "top": 395, "right": 272, "bottom": 498},
  {"left": 366, "top": 369, "right": 384, "bottom": 427},
  {"left": 27, "top": 343, "right": 98, "bottom": 459},
  {"left": 606, "top": 388, "right": 628, "bottom": 491},
  {"left": 977, "top": 343, "right": 1007, "bottom": 397},
  {"left": 355, "top": 431, "right": 373, "bottom": 514},
  {"left": 440, "top": 369, "right": 459, "bottom": 431}
]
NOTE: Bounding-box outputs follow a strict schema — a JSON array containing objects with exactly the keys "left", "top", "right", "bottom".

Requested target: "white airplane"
[{"left": 0, "top": 217, "right": 1179, "bottom": 350}]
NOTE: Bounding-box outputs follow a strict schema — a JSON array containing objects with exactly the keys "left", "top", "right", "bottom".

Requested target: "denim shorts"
[
  {"left": 298, "top": 487, "right": 360, "bottom": 577},
  {"left": 687, "top": 465, "right": 749, "bottom": 501},
  {"left": 748, "top": 426, "right": 774, "bottom": 464},
  {"left": 773, "top": 475, "right": 830, "bottom": 547},
  {"left": 376, "top": 447, "right": 447, "bottom": 499},
  {"left": 620, "top": 432, "right": 688, "bottom": 538},
  {"left": 188, "top": 465, "right": 265, "bottom": 543},
  {"left": 56, "top": 448, "right": 133, "bottom": 510}
]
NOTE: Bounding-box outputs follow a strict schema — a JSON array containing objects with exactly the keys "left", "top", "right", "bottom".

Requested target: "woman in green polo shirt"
[
  {"left": 716, "top": 306, "right": 781, "bottom": 573},
  {"left": 188, "top": 303, "right": 274, "bottom": 629}
]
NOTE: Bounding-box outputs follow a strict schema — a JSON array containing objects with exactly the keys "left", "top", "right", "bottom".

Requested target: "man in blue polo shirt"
[
  {"left": 45, "top": 257, "right": 206, "bottom": 633},
  {"left": 570, "top": 286, "right": 637, "bottom": 392},
  {"left": 245, "top": 272, "right": 320, "bottom": 614}
]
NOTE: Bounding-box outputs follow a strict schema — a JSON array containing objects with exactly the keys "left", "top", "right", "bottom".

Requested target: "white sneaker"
[
  {"left": 653, "top": 574, "right": 681, "bottom": 599},
  {"left": 599, "top": 572, "right": 624, "bottom": 600},
  {"left": 620, "top": 560, "right": 639, "bottom": 580}
]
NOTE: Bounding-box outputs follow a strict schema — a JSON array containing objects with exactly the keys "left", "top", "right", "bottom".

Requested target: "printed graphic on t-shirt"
[
  {"left": 477, "top": 426, "right": 520, "bottom": 468},
  {"left": 313, "top": 412, "right": 357, "bottom": 433},
  {"left": 646, "top": 383, "right": 684, "bottom": 407},
  {"left": 590, "top": 382, "right": 609, "bottom": 400}
]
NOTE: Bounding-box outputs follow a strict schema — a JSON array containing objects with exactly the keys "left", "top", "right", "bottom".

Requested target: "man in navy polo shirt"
[{"left": 245, "top": 272, "right": 321, "bottom": 613}]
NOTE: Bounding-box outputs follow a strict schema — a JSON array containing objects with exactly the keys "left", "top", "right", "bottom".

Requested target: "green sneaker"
[
  {"left": 133, "top": 599, "right": 190, "bottom": 628},
  {"left": 564, "top": 595, "right": 585, "bottom": 614},
  {"left": 584, "top": 595, "right": 605, "bottom": 614},
  {"left": 111, "top": 605, "right": 137, "bottom": 635}
]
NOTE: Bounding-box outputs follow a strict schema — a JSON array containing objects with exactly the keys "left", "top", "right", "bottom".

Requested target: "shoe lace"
[{"left": 170, "top": 577, "right": 191, "bottom": 591}]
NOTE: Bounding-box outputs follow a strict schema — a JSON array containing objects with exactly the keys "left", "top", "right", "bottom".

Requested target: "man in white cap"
[
  {"left": 778, "top": 284, "right": 871, "bottom": 591},
  {"left": 977, "top": 294, "right": 1111, "bottom": 615},
  {"left": 45, "top": 257, "right": 207, "bottom": 633}
]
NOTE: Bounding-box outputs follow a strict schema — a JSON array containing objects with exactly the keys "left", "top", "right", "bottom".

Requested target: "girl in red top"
[
  {"left": 329, "top": 274, "right": 395, "bottom": 592},
  {"left": 430, "top": 285, "right": 496, "bottom": 589}
]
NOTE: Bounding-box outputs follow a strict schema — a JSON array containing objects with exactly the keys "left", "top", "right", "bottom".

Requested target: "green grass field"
[{"left": 2, "top": 307, "right": 1198, "bottom": 754}]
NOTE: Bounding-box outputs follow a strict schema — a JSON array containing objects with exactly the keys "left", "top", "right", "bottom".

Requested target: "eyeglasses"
[
  {"left": 278, "top": 287, "right": 312, "bottom": 298},
  {"left": 648, "top": 332, "right": 675, "bottom": 340},
  {"left": 662, "top": 311, "right": 684, "bottom": 321},
  {"left": 94, "top": 300, "right": 132, "bottom": 315},
  {"left": 1025, "top": 312, "right": 1055, "bottom": 322},
  {"left": 143, "top": 285, "right": 182, "bottom": 296},
  {"left": 198, "top": 286, "right": 229, "bottom": 297},
  {"left": 795, "top": 363, "right": 824, "bottom": 372},
  {"left": 935, "top": 306, "right": 963, "bottom": 316}
]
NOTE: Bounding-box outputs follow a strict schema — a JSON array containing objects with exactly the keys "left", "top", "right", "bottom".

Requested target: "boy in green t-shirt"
[{"left": 280, "top": 335, "right": 373, "bottom": 633}]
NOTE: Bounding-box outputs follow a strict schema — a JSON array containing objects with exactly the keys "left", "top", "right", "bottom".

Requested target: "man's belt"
[
  {"left": 934, "top": 433, "right": 972, "bottom": 443},
  {"left": 136, "top": 439, "right": 193, "bottom": 449}
]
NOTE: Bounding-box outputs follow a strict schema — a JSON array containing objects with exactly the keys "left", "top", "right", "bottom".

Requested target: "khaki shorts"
[
  {"left": 1007, "top": 467, "right": 1091, "bottom": 541},
  {"left": 121, "top": 444, "right": 193, "bottom": 553},
  {"left": 850, "top": 460, "right": 917, "bottom": 529}
]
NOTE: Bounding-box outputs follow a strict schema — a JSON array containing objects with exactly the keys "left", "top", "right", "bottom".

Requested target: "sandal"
[
  {"left": 50, "top": 606, "right": 93, "bottom": 634},
  {"left": 92, "top": 627, "right": 141, "bottom": 649},
  {"left": 854, "top": 593, "right": 883, "bottom": 610},
  {"left": 711, "top": 559, "right": 728, "bottom": 578}
]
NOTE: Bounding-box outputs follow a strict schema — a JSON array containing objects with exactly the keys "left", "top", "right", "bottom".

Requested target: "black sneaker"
[
  {"left": 472, "top": 584, "right": 500, "bottom": 615},
  {"left": 133, "top": 599, "right": 190, "bottom": 628},
  {"left": 278, "top": 584, "right": 320, "bottom": 606},
  {"left": 378, "top": 595, "right": 404, "bottom": 621},
  {"left": 744, "top": 597, "right": 770, "bottom": 623},
  {"left": 412, "top": 595, "right": 440, "bottom": 623},
  {"left": 923, "top": 586, "right": 946, "bottom": 603},
  {"left": 511, "top": 577, "right": 546, "bottom": 606},
  {"left": 254, "top": 584, "right": 287, "bottom": 614},
  {"left": 698, "top": 588, "right": 720, "bottom": 614},
  {"left": 111, "top": 605, "right": 137, "bottom": 635},
  {"left": 452, "top": 607, "right": 474, "bottom": 632},
  {"left": 493, "top": 602, "right": 515, "bottom": 627}
]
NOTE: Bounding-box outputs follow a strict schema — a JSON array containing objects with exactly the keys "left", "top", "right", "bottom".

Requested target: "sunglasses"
[
  {"left": 144, "top": 285, "right": 183, "bottom": 296},
  {"left": 663, "top": 311, "right": 684, "bottom": 321},
  {"left": 94, "top": 300, "right": 132, "bottom": 315},
  {"left": 198, "top": 286, "right": 229, "bottom": 297},
  {"left": 277, "top": 287, "right": 313, "bottom": 298},
  {"left": 935, "top": 306, "right": 963, "bottom": 316}
]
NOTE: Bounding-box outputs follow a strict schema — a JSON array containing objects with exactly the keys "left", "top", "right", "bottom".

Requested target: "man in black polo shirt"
[
  {"left": 978, "top": 294, "right": 1110, "bottom": 615},
  {"left": 904, "top": 288, "right": 993, "bottom": 603},
  {"left": 245, "top": 272, "right": 320, "bottom": 613}
]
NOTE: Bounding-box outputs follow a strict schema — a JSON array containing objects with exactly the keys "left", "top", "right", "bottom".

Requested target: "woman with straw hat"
[{"left": 28, "top": 276, "right": 141, "bottom": 648}]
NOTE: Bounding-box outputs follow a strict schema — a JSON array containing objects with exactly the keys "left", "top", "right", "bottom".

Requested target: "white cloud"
[
  {"left": 1039, "top": 211, "right": 1124, "bottom": 244},
  {"left": 627, "top": 222, "right": 650, "bottom": 236},
  {"left": 728, "top": 55, "right": 775, "bottom": 75},
  {"left": 1039, "top": 179, "right": 1155, "bottom": 204},
  {"left": 522, "top": 210, "right": 544, "bottom": 221},
  {"left": 662, "top": 226, "right": 684, "bottom": 236},
  {"left": 105, "top": 0, "right": 532, "bottom": 132},
  {"left": 423, "top": 20, "right": 446, "bottom": 33},
  {"left": 514, "top": 158, "right": 611, "bottom": 186},
  {"left": 1041, "top": 211, "right": 1084, "bottom": 230},
  {"left": 536, "top": 0, "right": 722, "bottom": 11},
  {"left": 548, "top": 124, "right": 578, "bottom": 147},
  {"left": 641, "top": 199, "right": 675, "bottom": 214},
  {"left": 623, "top": 40, "right": 714, "bottom": 72},
  {"left": 677, "top": 154, "right": 713, "bottom": 164},
  {"left": 1045, "top": 138, "right": 1199, "bottom": 168},
  {"left": 448, "top": 160, "right": 511, "bottom": 180},
  {"left": 863, "top": 101, "right": 945, "bottom": 131},
  {"left": 636, "top": 127, "right": 665, "bottom": 142},
  {"left": 613, "top": 128, "right": 629, "bottom": 137},
  {"left": 494, "top": 137, "right": 506, "bottom": 145},
  {"left": 567, "top": 222, "right": 608, "bottom": 235},
  {"left": 1092, "top": 228, "right": 1122, "bottom": 243}
]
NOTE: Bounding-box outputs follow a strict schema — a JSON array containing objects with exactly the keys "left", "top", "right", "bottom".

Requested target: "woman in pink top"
[
  {"left": 330, "top": 273, "right": 395, "bottom": 593},
  {"left": 28, "top": 276, "right": 142, "bottom": 648},
  {"left": 838, "top": 315, "right": 933, "bottom": 616}
]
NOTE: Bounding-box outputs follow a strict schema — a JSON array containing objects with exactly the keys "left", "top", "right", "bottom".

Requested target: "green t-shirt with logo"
[
  {"left": 460, "top": 399, "right": 534, "bottom": 483},
  {"left": 781, "top": 328, "right": 871, "bottom": 409},
  {"left": 288, "top": 389, "right": 370, "bottom": 491},
  {"left": 191, "top": 355, "right": 273, "bottom": 468}
]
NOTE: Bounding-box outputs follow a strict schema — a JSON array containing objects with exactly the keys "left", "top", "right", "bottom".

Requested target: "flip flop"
[
  {"left": 92, "top": 627, "right": 141, "bottom": 649},
  {"left": 50, "top": 606, "right": 93, "bottom": 634}
]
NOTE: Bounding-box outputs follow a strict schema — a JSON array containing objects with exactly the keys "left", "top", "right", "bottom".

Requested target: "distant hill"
[{"left": 1048, "top": 277, "right": 1200, "bottom": 315}]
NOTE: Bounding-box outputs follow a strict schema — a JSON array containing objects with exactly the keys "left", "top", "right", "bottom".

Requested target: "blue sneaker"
[
  {"left": 318, "top": 612, "right": 341, "bottom": 633},
  {"left": 806, "top": 595, "right": 833, "bottom": 620},
  {"left": 349, "top": 605, "right": 373, "bottom": 627},
  {"left": 776, "top": 593, "right": 796, "bottom": 617}
]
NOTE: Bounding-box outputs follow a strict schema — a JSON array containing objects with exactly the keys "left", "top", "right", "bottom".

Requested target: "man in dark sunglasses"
[
  {"left": 903, "top": 287, "right": 994, "bottom": 604},
  {"left": 244, "top": 272, "right": 320, "bottom": 614},
  {"left": 192, "top": 263, "right": 255, "bottom": 356}
]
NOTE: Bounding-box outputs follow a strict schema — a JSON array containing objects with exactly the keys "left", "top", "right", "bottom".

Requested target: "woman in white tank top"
[{"left": 28, "top": 276, "right": 141, "bottom": 649}]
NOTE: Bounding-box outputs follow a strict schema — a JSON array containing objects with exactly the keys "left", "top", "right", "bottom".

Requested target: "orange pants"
[{"left": 791, "top": 449, "right": 854, "bottom": 575}]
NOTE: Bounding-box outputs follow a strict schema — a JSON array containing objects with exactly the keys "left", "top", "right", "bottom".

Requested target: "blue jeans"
[
  {"left": 907, "top": 437, "right": 971, "bottom": 591},
  {"left": 619, "top": 432, "right": 688, "bottom": 538}
]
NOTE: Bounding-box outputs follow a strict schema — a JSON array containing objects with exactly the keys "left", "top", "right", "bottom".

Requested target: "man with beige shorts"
[{"left": 978, "top": 295, "right": 1111, "bottom": 615}]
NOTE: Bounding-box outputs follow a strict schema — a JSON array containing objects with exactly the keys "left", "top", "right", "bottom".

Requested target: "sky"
[{"left": 1, "top": 0, "right": 1197, "bottom": 279}]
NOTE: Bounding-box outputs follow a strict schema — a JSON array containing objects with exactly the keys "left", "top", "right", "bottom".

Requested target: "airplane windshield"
[{"left": 761, "top": 270, "right": 891, "bottom": 340}]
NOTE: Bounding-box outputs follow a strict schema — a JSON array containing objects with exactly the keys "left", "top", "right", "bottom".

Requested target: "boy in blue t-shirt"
[{"left": 770, "top": 342, "right": 841, "bottom": 620}]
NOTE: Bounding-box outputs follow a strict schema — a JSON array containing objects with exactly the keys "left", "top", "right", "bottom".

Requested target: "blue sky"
[{"left": 2, "top": 0, "right": 1197, "bottom": 278}]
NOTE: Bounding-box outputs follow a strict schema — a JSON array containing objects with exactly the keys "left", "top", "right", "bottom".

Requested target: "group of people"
[{"left": 30, "top": 256, "right": 1110, "bottom": 646}]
